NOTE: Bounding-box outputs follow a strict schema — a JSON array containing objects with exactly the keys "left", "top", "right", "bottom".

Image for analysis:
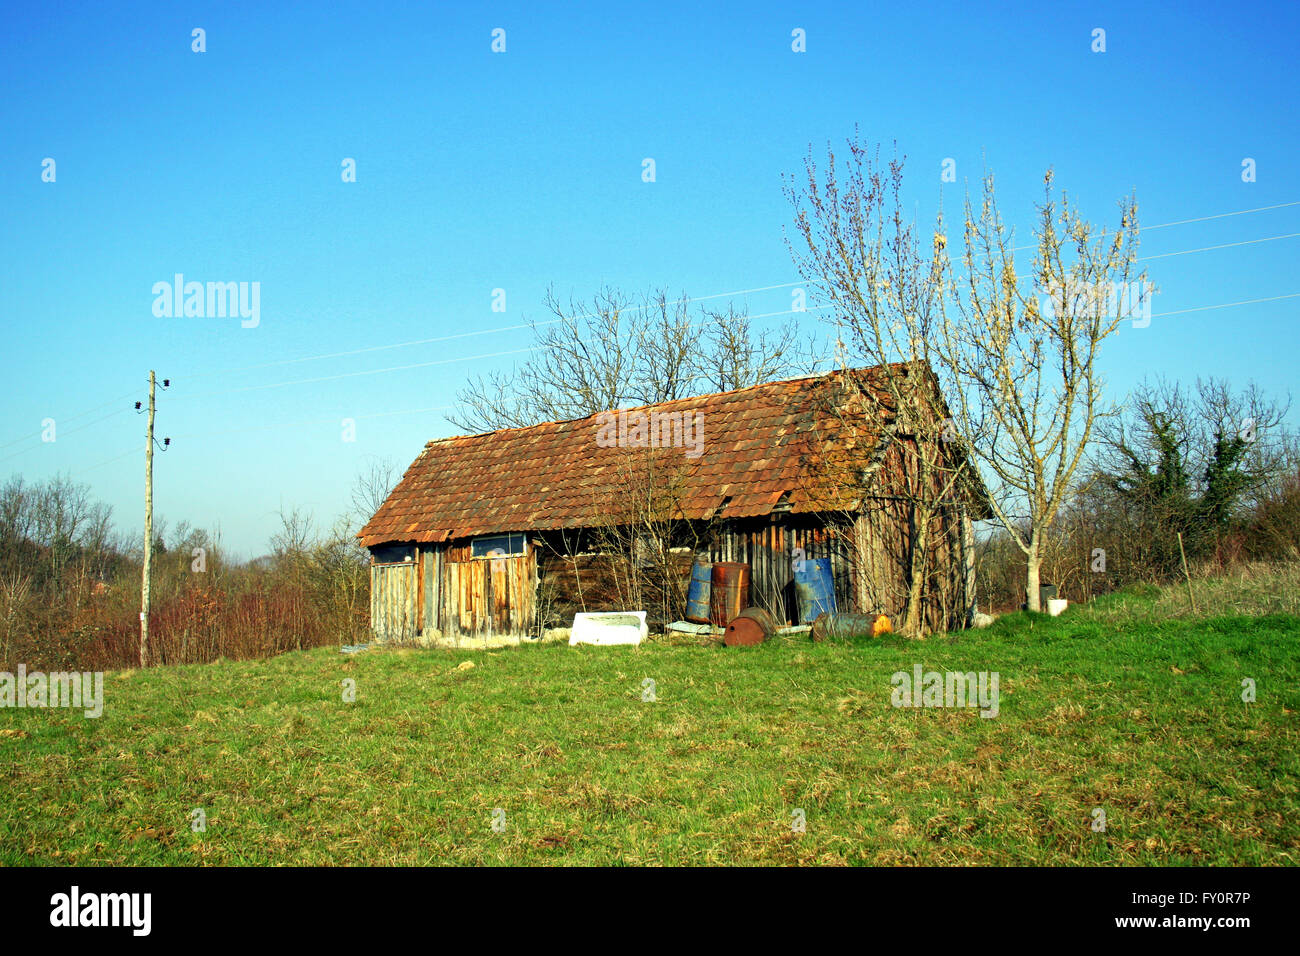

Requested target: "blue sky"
[{"left": 2, "top": 0, "right": 1298, "bottom": 557}]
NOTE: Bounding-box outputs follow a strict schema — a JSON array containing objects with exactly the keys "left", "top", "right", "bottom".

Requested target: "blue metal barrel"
[
  {"left": 685, "top": 556, "right": 712, "bottom": 623},
  {"left": 794, "top": 557, "right": 836, "bottom": 623}
]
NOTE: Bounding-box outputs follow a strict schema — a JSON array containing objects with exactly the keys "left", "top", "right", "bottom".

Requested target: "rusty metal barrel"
[
  {"left": 685, "top": 555, "right": 713, "bottom": 623},
  {"left": 724, "top": 607, "right": 777, "bottom": 646},
  {"left": 810, "top": 611, "right": 892, "bottom": 641},
  {"left": 709, "top": 562, "right": 750, "bottom": 627}
]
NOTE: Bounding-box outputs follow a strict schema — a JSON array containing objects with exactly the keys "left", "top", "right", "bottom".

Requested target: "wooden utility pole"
[{"left": 141, "top": 370, "right": 155, "bottom": 667}]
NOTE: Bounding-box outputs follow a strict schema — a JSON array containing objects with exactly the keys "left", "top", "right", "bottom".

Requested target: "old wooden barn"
[{"left": 358, "top": 364, "right": 990, "bottom": 642}]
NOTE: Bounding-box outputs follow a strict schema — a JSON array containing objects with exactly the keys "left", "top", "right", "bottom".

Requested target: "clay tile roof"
[{"left": 357, "top": 365, "right": 912, "bottom": 547}]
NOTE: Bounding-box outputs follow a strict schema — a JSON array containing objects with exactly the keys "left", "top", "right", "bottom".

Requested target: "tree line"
[
  {"left": 5, "top": 133, "right": 1297, "bottom": 661},
  {"left": 0, "top": 459, "right": 399, "bottom": 671}
]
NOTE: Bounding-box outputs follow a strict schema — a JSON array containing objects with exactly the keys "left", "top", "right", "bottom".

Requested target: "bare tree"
[
  {"left": 698, "top": 303, "right": 820, "bottom": 394},
  {"left": 939, "top": 170, "right": 1145, "bottom": 611},
  {"left": 350, "top": 456, "right": 401, "bottom": 526},
  {"left": 271, "top": 507, "right": 316, "bottom": 562},
  {"left": 453, "top": 287, "right": 655, "bottom": 432},
  {"left": 585, "top": 445, "right": 702, "bottom": 626},
  {"left": 79, "top": 501, "right": 115, "bottom": 578},
  {"left": 0, "top": 476, "right": 37, "bottom": 582},
  {"left": 0, "top": 477, "right": 34, "bottom": 553},
  {"left": 34, "top": 474, "right": 95, "bottom": 582},
  {"left": 452, "top": 285, "right": 819, "bottom": 432},
  {"left": 0, "top": 571, "right": 33, "bottom": 666},
  {"left": 314, "top": 514, "right": 371, "bottom": 642},
  {"left": 785, "top": 137, "right": 976, "bottom": 635}
]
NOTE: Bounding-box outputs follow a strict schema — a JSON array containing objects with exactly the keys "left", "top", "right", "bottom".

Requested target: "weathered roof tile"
[{"left": 357, "top": 366, "right": 911, "bottom": 547}]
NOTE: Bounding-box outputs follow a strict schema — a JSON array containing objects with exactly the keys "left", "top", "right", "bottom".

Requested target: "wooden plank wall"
[
  {"left": 428, "top": 546, "right": 449, "bottom": 634},
  {"left": 526, "top": 517, "right": 855, "bottom": 627},
  {"left": 707, "top": 517, "right": 851, "bottom": 625},
  {"left": 373, "top": 506, "right": 970, "bottom": 639},
  {"left": 711, "top": 509, "right": 966, "bottom": 629},
  {"left": 433, "top": 541, "right": 537, "bottom": 637},
  {"left": 370, "top": 562, "right": 417, "bottom": 642},
  {"left": 851, "top": 499, "right": 967, "bottom": 631},
  {"left": 371, "top": 542, "right": 538, "bottom": 639}
]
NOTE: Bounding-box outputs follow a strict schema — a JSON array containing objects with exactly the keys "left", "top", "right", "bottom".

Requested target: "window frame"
[
  {"left": 370, "top": 544, "right": 416, "bottom": 566},
  {"left": 470, "top": 533, "right": 526, "bottom": 560}
]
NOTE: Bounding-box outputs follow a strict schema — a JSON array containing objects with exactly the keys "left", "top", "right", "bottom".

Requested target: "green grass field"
[{"left": 2, "top": 577, "right": 1297, "bottom": 866}]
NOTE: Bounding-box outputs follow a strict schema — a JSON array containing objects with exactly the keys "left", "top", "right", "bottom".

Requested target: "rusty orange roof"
[{"left": 358, "top": 366, "right": 918, "bottom": 547}]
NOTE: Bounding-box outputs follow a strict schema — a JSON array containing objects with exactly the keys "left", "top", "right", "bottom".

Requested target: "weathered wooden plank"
[{"left": 370, "top": 562, "right": 417, "bottom": 643}]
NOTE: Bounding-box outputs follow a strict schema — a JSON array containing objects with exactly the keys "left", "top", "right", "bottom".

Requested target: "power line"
[
  {"left": 952, "top": 229, "right": 1300, "bottom": 287},
  {"left": 170, "top": 404, "right": 456, "bottom": 440},
  {"left": 1141, "top": 200, "right": 1300, "bottom": 232},
  {"left": 188, "top": 286, "right": 1295, "bottom": 410},
  {"left": 19, "top": 288, "right": 1296, "bottom": 479},
  {"left": 816, "top": 290, "right": 1299, "bottom": 325},
  {"left": 3, "top": 199, "right": 1293, "bottom": 476},
  {"left": 4, "top": 261, "right": 1291, "bottom": 474},
  {"left": 178, "top": 261, "right": 1299, "bottom": 405},
  {"left": 174, "top": 346, "right": 540, "bottom": 401},
  {"left": 174, "top": 203, "right": 1299, "bottom": 386},
  {"left": 69, "top": 446, "right": 141, "bottom": 479},
  {"left": 749, "top": 304, "right": 834, "bottom": 321},
  {"left": 183, "top": 324, "right": 539, "bottom": 380},
  {"left": 184, "top": 281, "right": 806, "bottom": 381},
  {"left": 0, "top": 387, "right": 139, "bottom": 453},
  {"left": 0, "top": 195, "right": 1291, "bottom": 442},
  {"left": 0, "top": 407, "right": 133, "bottom": 468},
  {"left": 1137, "top": 232, "right": 1300, "bottom": 262},
  {"left": 1006, "top": 199, "right": 1300, "bottom": 252},
  {"left": 1149, "top": 292, "right": 1300, "bottom": 318}
]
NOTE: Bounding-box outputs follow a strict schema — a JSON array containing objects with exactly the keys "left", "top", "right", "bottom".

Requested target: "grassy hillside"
[{"left": 2, "top": 577, "right": 1297, "bottom": 865}]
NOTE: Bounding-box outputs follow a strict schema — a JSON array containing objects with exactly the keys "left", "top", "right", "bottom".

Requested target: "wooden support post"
[{"left": 140, "top": 370, "right": 155, "bottom": 668}]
